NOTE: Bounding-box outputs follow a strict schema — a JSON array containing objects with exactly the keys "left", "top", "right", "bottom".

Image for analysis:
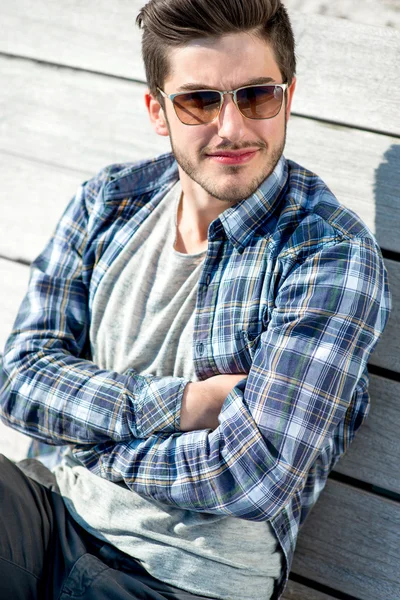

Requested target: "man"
[{"left": 0, "top": 0, "right": 391, "bottom": 599}]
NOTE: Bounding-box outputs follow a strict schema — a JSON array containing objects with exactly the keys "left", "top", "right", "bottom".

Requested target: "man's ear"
[
  {"left": 285, "top": 76, "right": 297, "bottom": 121},
  {"left": 145, "top": 91, "right": 170, "bottom": 137}
]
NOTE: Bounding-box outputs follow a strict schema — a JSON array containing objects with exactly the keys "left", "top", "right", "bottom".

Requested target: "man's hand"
[{"left": 180, "top": 374, "right": 246, "bottom": 432}]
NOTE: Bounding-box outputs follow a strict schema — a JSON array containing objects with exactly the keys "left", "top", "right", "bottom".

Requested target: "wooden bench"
[{"left": 0, "top": 2, "right": 399, "bottom": 598}]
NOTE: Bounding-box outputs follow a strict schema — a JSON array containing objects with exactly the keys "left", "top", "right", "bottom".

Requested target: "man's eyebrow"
[{"left": 176, "top": 77, "right": 276, "bottom": 92}]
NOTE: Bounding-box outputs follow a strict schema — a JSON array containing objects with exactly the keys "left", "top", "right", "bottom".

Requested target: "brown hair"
[{"left": 136, "top": 0, "right": 296, "bottom": 97}]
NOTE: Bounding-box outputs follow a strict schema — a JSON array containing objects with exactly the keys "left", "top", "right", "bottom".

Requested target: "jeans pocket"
[{"left": 58, "top": 553, "right": 108, "bottom": 599}]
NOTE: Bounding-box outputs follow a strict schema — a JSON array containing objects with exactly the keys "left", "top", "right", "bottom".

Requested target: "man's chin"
[
  {"left": 201, "top": 168, "right": 275, "bottom": 202},
  {"left": 202, "top": 182, "right": 261, "bottom": 203}
]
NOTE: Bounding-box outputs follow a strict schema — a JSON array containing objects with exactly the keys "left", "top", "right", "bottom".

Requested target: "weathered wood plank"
[
  {"left": 282, "top": 580, "right": 336, "bottom": 600},
  {"left": 0, "top": 56, "right": 169, "bottom": 174},
  {"left": 1, "top": 2, "right": 399, "bottom": 135},
  {"left": 0, "top": 420, "right": 32, "bottom": 462},
  {"left": 0, "top": 154, "right": 85, "bottom": 264},
  {"left": 1, "top": 57, "right": 399, "bottom": 262},
  {"left": 291, "top": 480, "right": 400, "bottom": 600},
  {"left": 0, "top": 0, "right": 144, "bottom": 81},
  {"left": 369, "top": 259, "right": 400, "bottom": 374},
  {"left": 0, "top": 259, "right": 30, "bottom": 353},
  {"left": 283, "top": 0, "right": 400, "bottom": 30},
  {"left": 334, "top": 375, "right": 400, "bottom": 495},
  {"left": 290, "top": 13, "right": 400, "bottom": 135}
]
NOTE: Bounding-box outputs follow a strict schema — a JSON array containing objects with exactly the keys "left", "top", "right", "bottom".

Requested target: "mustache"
[{"left": 201, "top": 140, "right": 267, "bottom": 155}]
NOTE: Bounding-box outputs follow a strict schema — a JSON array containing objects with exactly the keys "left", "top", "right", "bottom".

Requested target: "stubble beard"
[{"left": 169, "top": 124, "right": 287, "bottom": 203}]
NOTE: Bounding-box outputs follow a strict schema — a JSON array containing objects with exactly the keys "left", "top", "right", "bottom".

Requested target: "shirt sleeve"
[
  {"left": 73, "top": 238, "right": 390, "bottom": 520},
  {"left": 0, "top": 175, "right": 187, "bottom": 445}
]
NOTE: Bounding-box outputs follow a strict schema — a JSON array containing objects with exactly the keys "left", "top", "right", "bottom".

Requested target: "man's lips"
[{"left": 205, "top": 148, "right": 260, "bottom": 165}]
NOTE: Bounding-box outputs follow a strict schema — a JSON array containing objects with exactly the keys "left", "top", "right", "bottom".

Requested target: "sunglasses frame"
[{"left": 157, "top": 82, "right": 288, "bottom": 126}]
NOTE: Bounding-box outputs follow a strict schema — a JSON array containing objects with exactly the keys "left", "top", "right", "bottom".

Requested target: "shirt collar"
[
  {"left": 106, "top": 152, "right": 289, "bottom": 253},
  {"left": 216, "top": 155, "right": 289, "bottom": 252}
]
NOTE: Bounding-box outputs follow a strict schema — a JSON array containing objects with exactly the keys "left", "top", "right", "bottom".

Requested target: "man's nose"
[{"left": 216, "top": 94, "right": 245, "bottom": 141}]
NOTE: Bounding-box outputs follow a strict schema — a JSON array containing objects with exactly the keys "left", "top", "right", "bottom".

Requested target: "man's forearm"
[
  {"left": 1, "top": 327, "right": 244, "bottom": 444},
  {"left": 0, "top": 340, "right": 187, "bottom": 445},
  {"left": 180, "top": 374, "right": 246, "bottom": 431}
]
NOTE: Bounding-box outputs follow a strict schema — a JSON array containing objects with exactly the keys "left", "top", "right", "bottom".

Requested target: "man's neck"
[{"left": 174, "top": 170, "right": 235, "bottom": 255}]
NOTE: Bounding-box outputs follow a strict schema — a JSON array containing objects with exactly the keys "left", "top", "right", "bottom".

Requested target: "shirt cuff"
[{"left": 129, "top": 373, "right": 188, "bottom": 437}]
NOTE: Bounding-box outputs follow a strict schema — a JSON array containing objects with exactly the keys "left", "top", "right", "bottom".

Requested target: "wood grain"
[
  {"left": 290, "top": 13, "right": 400, "bottom": 135},
  {"left": 0, "top": 259, "right": 30, "bottom": 353},
  {"left": 282, "top": 580, "right": 336, "bottom": 600},
  {"left": 0, "top": 0, "right": 144, "bottom": 81},
  {"left": 369, "top": 259, "right": 400, "bottom": 374},
  {"left": 0, "top": 420, "right": 32, "bottom": 462},
  {"left": 1, "top": 2, "right": 399, "bottom": 134},
  {"left": 334, "top": 375, "right": 400, "bottom": 495},
  {"left": 0, "top": 153, "right": 85, "bottom": 263},
  {"left": 283, "top": 0, "right": 400, "bottom": 30},
  {"left": 291, "top": 479, "right": 400, "bottom": 600}
]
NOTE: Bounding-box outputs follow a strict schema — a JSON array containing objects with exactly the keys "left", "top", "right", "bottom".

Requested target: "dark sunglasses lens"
[
  {"left": 173, "top": 91, "right": 221, "bottom": 125},
  {"left": 237, "top": 85, "right": 283, "bottom": 119}
]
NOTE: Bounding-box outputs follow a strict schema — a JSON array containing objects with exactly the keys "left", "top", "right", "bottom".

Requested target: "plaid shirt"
[{"left": 0, "top": 153, "right": 391, "bottom": 598}]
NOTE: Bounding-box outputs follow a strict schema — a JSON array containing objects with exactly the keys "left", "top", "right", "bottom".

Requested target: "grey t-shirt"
[{"left": 55, "top": 182, "right": 283, "bottom": 600}]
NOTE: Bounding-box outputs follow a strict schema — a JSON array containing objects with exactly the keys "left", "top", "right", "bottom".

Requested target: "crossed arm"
[{"left": 0, "top": 183, "right": 390, "bottom": 520}]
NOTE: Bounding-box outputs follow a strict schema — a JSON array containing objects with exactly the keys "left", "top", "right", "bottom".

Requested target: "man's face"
[{"left": 147, "top": 32, "right": 296, "bottom": 203}]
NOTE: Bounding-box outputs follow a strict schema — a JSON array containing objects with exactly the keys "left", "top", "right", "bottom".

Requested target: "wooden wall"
[{"left": 0, "top": 3, "right": 399, "bottom": 598}]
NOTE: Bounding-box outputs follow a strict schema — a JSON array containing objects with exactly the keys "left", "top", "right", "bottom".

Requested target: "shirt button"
[
  {"left": 206, "top": 275, "right": 211, "bottom": 286},
  {"left": 197, "top": 343, "right": 204, "bottom": 356}
]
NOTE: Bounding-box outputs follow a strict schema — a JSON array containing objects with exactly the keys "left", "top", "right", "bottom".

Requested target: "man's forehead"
[
  {"left": 163, "top": 32, "right": 282, "bottom": 90},
  {"left": 167, "top": 31, "right": 275, "bottom": 60}
]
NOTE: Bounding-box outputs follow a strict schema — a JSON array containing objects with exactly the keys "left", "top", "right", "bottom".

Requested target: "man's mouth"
[{"left": 205, "top": 148, "right": 260, "bottom": 165}]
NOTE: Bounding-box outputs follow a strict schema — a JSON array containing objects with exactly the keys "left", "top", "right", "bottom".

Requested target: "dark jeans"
[{"left": 0, "top": 454, "right": 212, "bottom": 600}]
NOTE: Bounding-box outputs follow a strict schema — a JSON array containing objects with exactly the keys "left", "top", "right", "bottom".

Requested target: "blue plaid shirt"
[{"left": 0, "top": 153, "right": 391, "bottom": 598}]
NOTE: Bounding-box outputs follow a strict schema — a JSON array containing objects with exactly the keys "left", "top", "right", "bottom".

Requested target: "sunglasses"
[{"left": 157, "top": 83, "right": 288, "bottom": 126}]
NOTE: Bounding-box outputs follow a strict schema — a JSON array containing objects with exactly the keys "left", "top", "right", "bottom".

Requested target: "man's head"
[
  {"left": 137, "top": 0, "right": 297, "bottom": 203},
  {"left": 137, "top": 0, "right": 296, "bottom": 98}
]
